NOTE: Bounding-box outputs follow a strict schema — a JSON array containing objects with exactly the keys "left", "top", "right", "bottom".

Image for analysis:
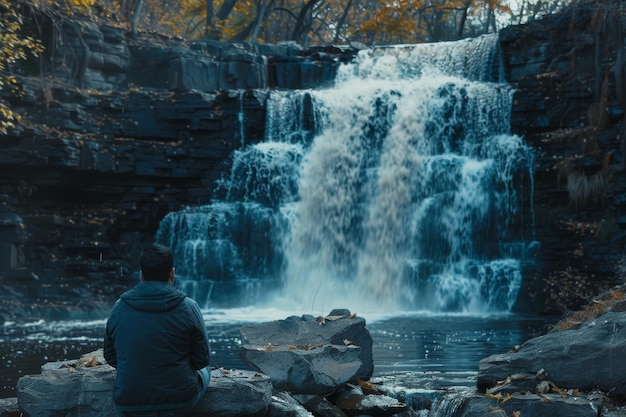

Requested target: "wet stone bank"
[{"left": 3, "top": 310, "right": 626, "bottom": 416}]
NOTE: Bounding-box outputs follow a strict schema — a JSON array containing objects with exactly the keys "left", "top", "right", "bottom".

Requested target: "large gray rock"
[
  {"left": 193, "top": 368, "right": 272, "bottom": 417},
  {"left": 17, "top": 352, "right": 117, "bottom": 417},
  {"left": 239, "top": 343, "right": 362, "bottom": 395},
  {"left": 332, "top": 386, "right": 407, "bottom": 417},
  {"left": 0, "top": 397, "right": 19, "bottom": 417},
  {"left": 239, "top": 309, "right": 374, "bottom": 379},
  {"left": 292, "top": 394, "right": 347, "bottom": 417},
  {"left": 268, "top": 392, "right": 315, "bottom": 417},
  {"left": 478, "top": 312, "right": 626, "bottom": 397},
  {"left": 17, "top": 350, "right": 272, "bottom": 417}
]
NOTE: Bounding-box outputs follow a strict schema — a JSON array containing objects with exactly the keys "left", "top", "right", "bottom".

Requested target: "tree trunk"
[
  {"left": 130, "top": 0, "right": 143, "bottom": 38},
  {"left": 250, "top": 0, "right": 272, "bottom": 41},
  {"left": 333, "top": 0, "right": 354, "bottom": 43},
  {"left": 217, "top": 0, "right": 239, "bottom": 21},
  {"left": 456, "top": 2, "right": 470, "bottom": 39},
  {"left": 230, "top": 20, "right": 255, "bottom": 41},
  {"left": 290, "top": 0, "right": 320, "bottom": 44},
  {"left": 205, "top": 0, "right": 215, "bottom": 38}
]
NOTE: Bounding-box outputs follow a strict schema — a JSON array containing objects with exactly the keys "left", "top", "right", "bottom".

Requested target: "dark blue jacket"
[{"left": 103, "top": 281, "right": 210, "bottom": 411}]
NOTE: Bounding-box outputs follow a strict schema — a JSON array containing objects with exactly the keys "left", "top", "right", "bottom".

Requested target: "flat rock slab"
[
  {"left": 478, "top": 312, "right": 626, "bottom": 396},
  {"left": 194, "top": 368, "right": 272, "bottom": 417},
  {"left": 431, "top": 390, "right": 602, "bottom": 417},
  {"left": 17, "top": 350, "right": 272, "bottom": 417}
]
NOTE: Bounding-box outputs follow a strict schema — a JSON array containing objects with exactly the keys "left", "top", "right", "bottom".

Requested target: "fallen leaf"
[{"left": 486, "top": 391, "right": 502, "bottom": 401}]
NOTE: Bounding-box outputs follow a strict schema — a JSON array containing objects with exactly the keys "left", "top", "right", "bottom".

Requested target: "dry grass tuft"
[
  {"left": 555, "top": 290, "right": 625, "bottom": 330},
  {"left": 554, "top": 132, "right": 610, "bottom": 209}
]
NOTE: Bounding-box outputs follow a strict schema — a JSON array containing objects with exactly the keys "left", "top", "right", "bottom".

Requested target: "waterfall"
[{"left": 156, "top": 34, "right": 533, "bottom": 314}]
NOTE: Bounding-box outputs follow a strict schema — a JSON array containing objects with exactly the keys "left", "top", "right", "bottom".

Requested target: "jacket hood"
[{"left": 120, "top": 281, "right": 186, "bottom": 312}]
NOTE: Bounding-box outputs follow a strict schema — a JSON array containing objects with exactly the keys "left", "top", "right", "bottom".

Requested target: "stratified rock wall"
[
  {"left": 499, "top": 4, "right": 626, "bottom": 313},
  {"left": 0, "top": 86, "right": 269, "bottom": 319},
  {"left": 0, "top": 8, "right": 358, "bottom": 321}
]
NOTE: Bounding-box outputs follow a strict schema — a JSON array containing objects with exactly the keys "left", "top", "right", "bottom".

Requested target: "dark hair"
[{"left": 140, "top": 244, "right": 174, "bottom": 282}]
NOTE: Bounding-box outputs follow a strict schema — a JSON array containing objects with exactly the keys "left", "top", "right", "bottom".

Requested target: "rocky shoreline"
[{"left": 2, "top": 308, "right": 626, "bottom": 417}]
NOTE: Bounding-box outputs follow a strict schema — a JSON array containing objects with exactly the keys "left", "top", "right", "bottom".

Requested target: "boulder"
[
  {"left": 478, "top": 312, "right": 626, "bottom": 397},
  {"left": 268, "top": 392, "right": 315, "bottom": 417},
  {"left": 17, "top": 352, "right": 117, "bottom": 417},
  {"left": 0, "top": 397, "right": 19, "bottom": 417},
  {"left": 292, "top": 394, "right": 347, "bottom": 417},
  {"left": 192, "top": 368, "right": 272, "bottom": 417},
  {"left": 332, "top": 385, "right": 407, "bottom": 417},
  {"left": 239, "top": 343, "right": 362, "bottom": 395},
  {"left": 17, "top": 350, "right": 272, "bottom": 417},
  {"left": 239, "top": 309, "right": 374, "bottom": 379}
]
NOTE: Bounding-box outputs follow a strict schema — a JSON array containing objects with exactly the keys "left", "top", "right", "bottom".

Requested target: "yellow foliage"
[
  {"left": 0, "top": 0, "right": 44, "bottom": 135},
  {"left": 66, "top": 0, "right": 96, "bottom": 8}
]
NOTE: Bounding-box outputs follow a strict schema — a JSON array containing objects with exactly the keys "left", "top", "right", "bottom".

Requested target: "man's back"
[{"left": 104, "top": 280, "right": 210, "bottom": 413}]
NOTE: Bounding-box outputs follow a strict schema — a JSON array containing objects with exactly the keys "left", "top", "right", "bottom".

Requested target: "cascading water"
[{"left": 156, "top": 34, "right": 533, "bottom": 314}]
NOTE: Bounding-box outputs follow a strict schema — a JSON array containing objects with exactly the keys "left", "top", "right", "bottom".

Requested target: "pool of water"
[{"left": 0, "top": 310, "right": 553, "bottom": 398}]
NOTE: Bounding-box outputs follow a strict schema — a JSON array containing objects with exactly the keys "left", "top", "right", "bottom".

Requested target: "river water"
[{"left": 0, "top": 309, "right": 553, "bottom": 399}]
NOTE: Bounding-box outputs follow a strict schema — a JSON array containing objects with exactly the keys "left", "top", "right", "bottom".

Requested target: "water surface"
[{"left": 0, "top": 310, "right": 552, "bottom": 398}]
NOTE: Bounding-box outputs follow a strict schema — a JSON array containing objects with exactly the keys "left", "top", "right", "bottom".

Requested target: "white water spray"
[
  {"left": 276, "top": 35, "right": 530, "bottom": 314},
  {"left": 156, "top": 34, "right": 533, "bottom": 315}
]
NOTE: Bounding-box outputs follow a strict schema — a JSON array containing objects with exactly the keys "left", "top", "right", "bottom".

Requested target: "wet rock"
[
  {"left": 268, "top": 392, "right": 314, "bottom": 417},
  {"left": 16, "top": 350, "right": 272, "bottom": 417},
  {"left": 0, "top": 397, "right": 19, "bottom": 417},
  {"left": 17, "top": 351, "right": 117, "bottom": 417},
  {"left": 332, "top": 384, "right": 406, "bottom": 417},
  {"left": 239, "top": 342, "right": 362, "bottom": 395},
  {"left": 239, "top": 309, "right": 374, "bottom": 380},
  {"left": 478, "top": 312, "right": 626, "bottom": 397},
  {"left": 292, "top": 394, "right": 347, "bottom": 417},
  {"left": 431, "top": 390, "right": 602, "bottom": 417},
  {"left": 192, "top": 368, "right": 272, "bottom": 417}
]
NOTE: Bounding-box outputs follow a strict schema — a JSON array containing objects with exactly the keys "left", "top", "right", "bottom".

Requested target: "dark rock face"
[
  {"left": 499, "top": 5, "right": 626, "bottom": 313},
  {"left": 2, "top": 1, "right": 626, "bottom": 319},
  {"left": 477, "top": 311, "right": 626, "bottom": 398},
  {"left": 0, "top": 85, "right": 270, "bottom": 321},
  {"left": 0, "top": 10, "right": 359, "bottom": 321}
]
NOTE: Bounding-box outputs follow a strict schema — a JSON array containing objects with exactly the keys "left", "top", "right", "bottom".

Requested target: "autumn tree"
[
  {"left": 95, "top": 0, "right": 530, "bottom": 45},
  {"left": 512, "top": 0, "right": 569, "bottom": 24},
  {"left": 355, "top": 0, "right": 509, "bottom": 44},
  {"left": 0, "top": 0, "right": 43, "bottom": 134}
]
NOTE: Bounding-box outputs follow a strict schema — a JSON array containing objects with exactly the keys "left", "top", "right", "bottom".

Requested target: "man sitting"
[{"left": 104, "top": 244, "right": 210, "bottom": 417}]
